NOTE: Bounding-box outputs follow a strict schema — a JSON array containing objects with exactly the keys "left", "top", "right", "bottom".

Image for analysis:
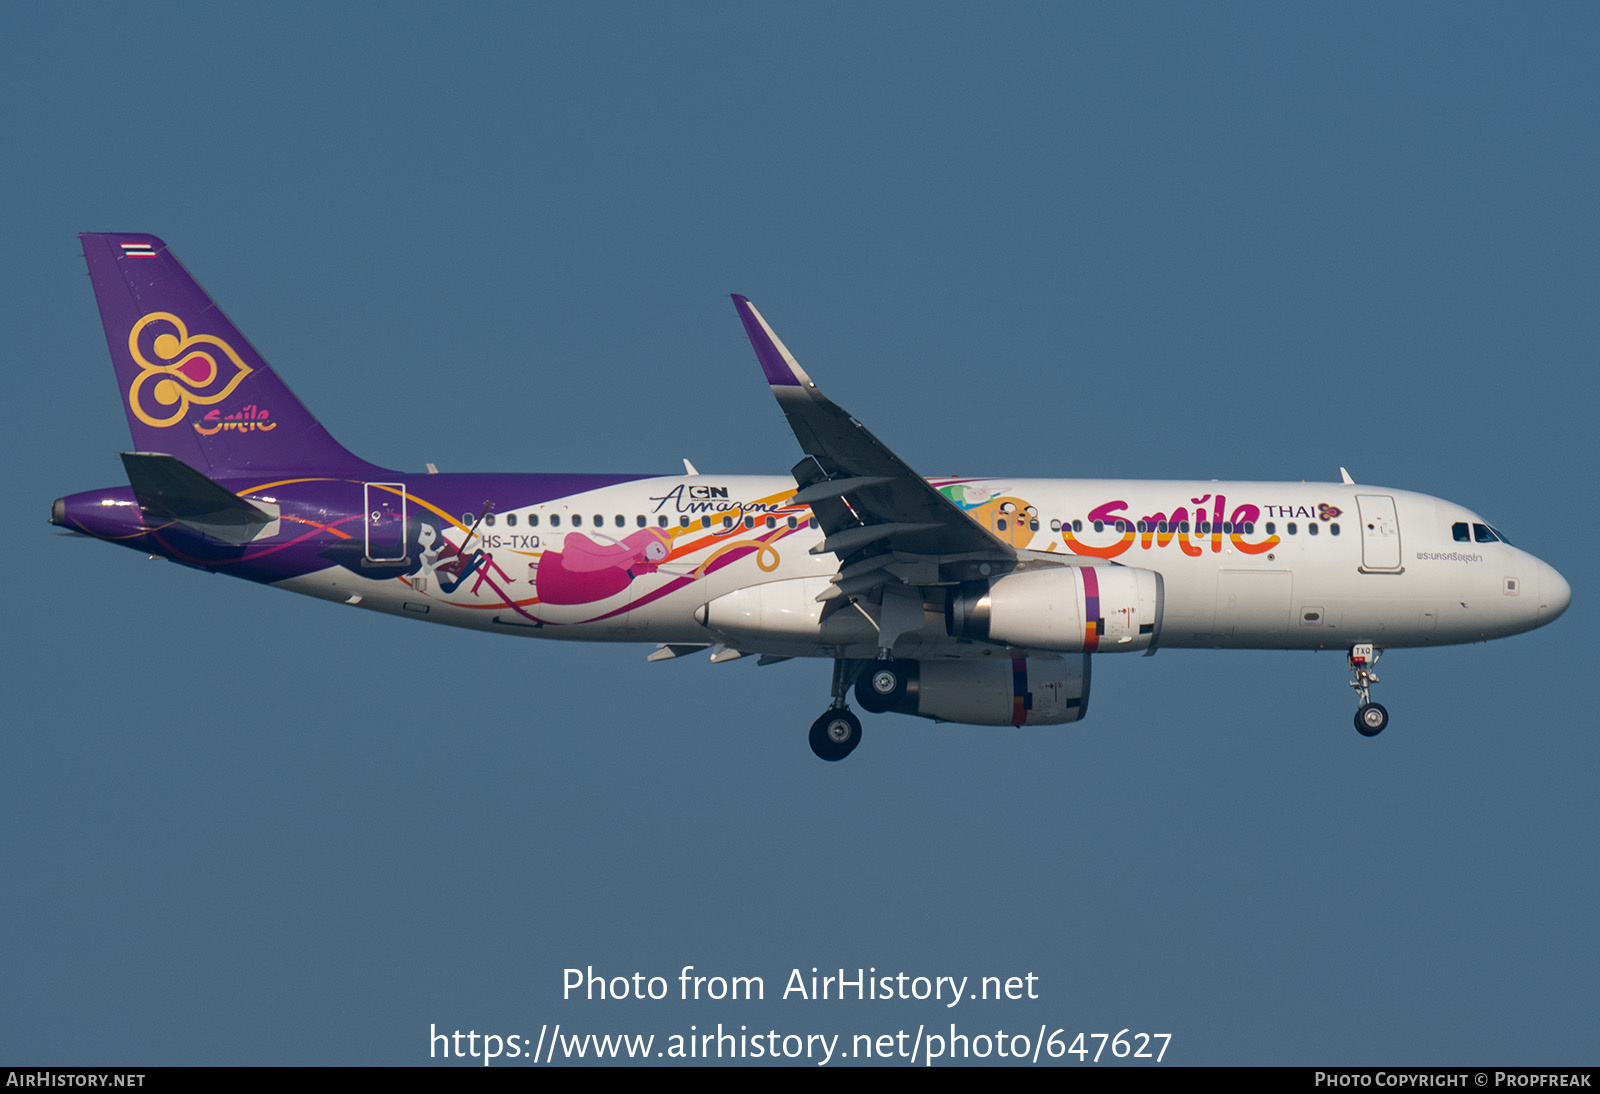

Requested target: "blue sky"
[{"left": 4, "top": 3, "right": 1596, "bottom": 1065}]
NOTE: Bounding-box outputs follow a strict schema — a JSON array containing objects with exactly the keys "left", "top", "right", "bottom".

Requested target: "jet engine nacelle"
[
  {"left": 880, "top": 656, "right": 1091, "bottom": 726},
  {"left": 946, "top": 564, "right": 1163, "bottom": 653}
]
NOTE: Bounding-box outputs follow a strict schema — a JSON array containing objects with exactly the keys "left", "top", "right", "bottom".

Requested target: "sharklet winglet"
[{"left": 731, "top": 295, "right": 814, "bottom": 388}]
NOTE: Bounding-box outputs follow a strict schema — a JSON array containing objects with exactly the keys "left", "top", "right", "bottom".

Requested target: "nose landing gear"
[{"left": 1349, "top": 644, "right": 1389, "bottom": 737}]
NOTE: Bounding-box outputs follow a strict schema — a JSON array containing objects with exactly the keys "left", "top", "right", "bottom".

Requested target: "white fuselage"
[{"left": 278, "top": 475, "right": 1566, "bottom": 659}]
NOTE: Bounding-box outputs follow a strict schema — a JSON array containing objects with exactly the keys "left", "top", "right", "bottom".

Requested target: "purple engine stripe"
[{"left": 1081, "top": 566, "right": 1100, "bottom": 652}]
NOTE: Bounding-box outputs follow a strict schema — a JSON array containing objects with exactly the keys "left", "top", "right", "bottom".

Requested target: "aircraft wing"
[{"left": 731, "top": 296, "right": 1016, "bottom": 601}]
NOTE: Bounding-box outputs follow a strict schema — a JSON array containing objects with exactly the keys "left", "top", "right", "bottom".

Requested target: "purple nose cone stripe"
[{"left": 731, "top": 295, "right": 807, "bottom": 388}]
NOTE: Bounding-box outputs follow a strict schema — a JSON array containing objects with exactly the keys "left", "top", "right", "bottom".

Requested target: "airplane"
[{"left": 53, "top": 233, "right": 1572, "bottom": 760}]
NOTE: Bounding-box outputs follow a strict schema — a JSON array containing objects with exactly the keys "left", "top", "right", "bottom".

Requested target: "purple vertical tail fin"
[{"left": 80, "top": 233, "right": 383, "bottom": 477}]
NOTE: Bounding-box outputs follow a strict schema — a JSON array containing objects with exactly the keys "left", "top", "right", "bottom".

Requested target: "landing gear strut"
[
  {"left": 1348, "top": 644, "right": 1389, "bottom": 737},
  {"left": 809, "top": 658, "right": 867, "bottom": 761}
]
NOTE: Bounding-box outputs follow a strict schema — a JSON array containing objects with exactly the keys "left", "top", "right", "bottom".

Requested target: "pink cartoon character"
[{"left": 531, "top": 527, "right": 675, "bottom": 605}]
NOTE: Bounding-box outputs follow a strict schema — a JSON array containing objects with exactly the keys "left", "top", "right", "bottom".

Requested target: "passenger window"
[
  {"left": 743, "top": 517, "right": 754, "bottom": 530},
  {"left": 658, "top": 516, "right": 668, "bottom": 527},
  {"left": 529, "top": 514, "right": 539, "bottom": 528},
  {"left": 1309, "top": 523, "right": 1319, "bottom": 536},
  {"left": 636, "top": 515, "right": 646, "bottom": 527},
  {"left": 1329, "top": 523, "right": 1339, "bottom": 535},
  {"left": 594, "top": 515, "right": 603, "bottom": 527},
  {"left": 722, "top": 517, "right": 733, "bottom": 530},
  {"left": 572, "top": 514, "right": 581, "bottom": 527},
  {"left": 1453, "top": 522, "right": 1470, "bottom": 543},
  {"left": 765, "top": 516, "right": 776, "bottom": 529},
  {"left": 787, "top": 517, "right": 797, "bottom": 529},
  {"left": 1287, "top": 523, "right": 1297, "bottom": 535},
  {"left": 506, "top": 513, "right": 517, "bottom": 527},
  {"left": 1050, "top": 519, "right": 1062, "bottom": 532},
  {"left": 701, "top": 517, "right": 711, "bottom": 529},
  {"left": 551, "top": 514, "right": 561, "bottom": 527},
  {"left": 1266, "top": 522, "right": 1276, "bottom": 535},
  {"left": 485, "top": 513, "right": 496, "bottom": 527},
  {"left": 615, "top": 515, "right": 625, "bottom": 528},
  {"left": 1093, "top": 521, "right": 1104, "bottom": 533}
]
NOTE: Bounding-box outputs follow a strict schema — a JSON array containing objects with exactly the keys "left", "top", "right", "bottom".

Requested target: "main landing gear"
[
  {"left": 809, "top": 709, "right": 861, "bottom": 762},
  {"left": 808, "top": 658, "right": 870, "bottom": 761},
  {"left": 1348, "top": 643, "right": 1389, "bottom": 737},
  {"left": 855, "top": 657, "right": 908, "bottom": 713}
]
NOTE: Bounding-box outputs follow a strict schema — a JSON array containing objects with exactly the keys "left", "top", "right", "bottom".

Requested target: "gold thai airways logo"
[{"left": 126, "top": 312, "right": 254, "bottom": 428}]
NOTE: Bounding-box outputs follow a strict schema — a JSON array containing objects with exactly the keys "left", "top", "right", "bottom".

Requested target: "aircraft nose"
[{"left": 1538, "top": 562, "right": 1571, "bottom": 626}]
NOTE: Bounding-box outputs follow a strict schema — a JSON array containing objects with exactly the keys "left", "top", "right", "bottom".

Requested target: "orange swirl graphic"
[{"left": 126, "top": 312, "right": 254, "bottom": 428}]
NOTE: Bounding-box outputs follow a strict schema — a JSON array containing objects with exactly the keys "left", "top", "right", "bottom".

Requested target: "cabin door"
[
  {"left": 364, "top": 482, "right": 409, "bottom": 563},
  {"left": 1355, "top": 494, "right": 1403, "bottom": 572}
]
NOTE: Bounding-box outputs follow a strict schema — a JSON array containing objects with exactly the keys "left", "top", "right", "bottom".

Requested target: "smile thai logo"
[{"left": 126, "top": 311, "right": 254, "bottom": 428}]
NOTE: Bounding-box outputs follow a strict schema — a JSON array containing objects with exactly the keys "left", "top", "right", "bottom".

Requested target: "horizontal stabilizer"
[{"left": 120, "top": 452, "right": 278, "bottom": 546}]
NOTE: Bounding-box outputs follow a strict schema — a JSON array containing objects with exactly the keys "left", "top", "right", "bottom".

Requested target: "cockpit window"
[
  {"left": 1452, "top": 522, "right": 1469, "bottom": 543},
  {"left": 1488, "top": 524, "right": 1512, "bottom": 545},
  {"left": 1473, "top": 523, "right": 1497, "bottom": 544}
]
